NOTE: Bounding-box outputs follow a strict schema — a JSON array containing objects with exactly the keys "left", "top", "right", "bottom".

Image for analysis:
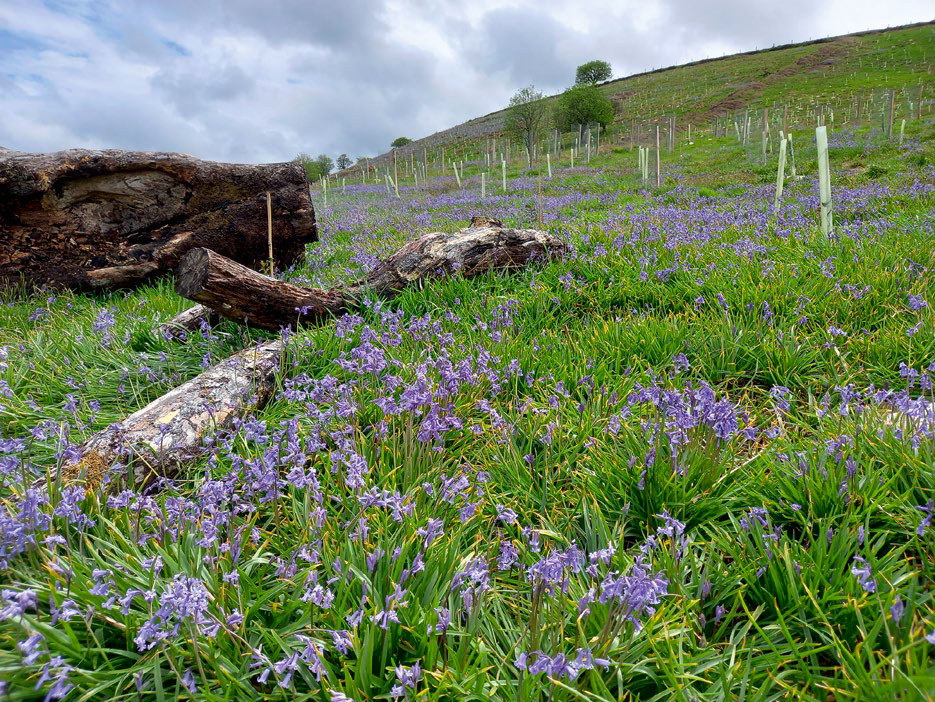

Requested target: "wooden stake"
[
  {"left": 887, "top": 89, "right": 895, "bottom": 137},
  {"left": 266, "top": 191, "right": 274, "bottom": 275},
  {"left": 537, "top": 162, "right": 543, "bottom": 229}
]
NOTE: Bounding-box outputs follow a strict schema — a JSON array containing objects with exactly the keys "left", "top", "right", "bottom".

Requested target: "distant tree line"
[{"left": 295, "top": 136, "right": 415, "bottom": 182}]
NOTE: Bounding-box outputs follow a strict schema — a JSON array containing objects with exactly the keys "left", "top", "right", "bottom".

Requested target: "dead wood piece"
[
  {"left": 176, "top": 248, "right": 349, "bottom": 330},
  {"left": 0, "top": 148, "right": 317, "bottom": 290},
  {"left": 176, "top": 219, "right": 565, "bottom": 331},
  {"left": 157, "top": 304, "right": 219, "bottom": 339},
  {"left": 64, "top": 340, "right": 283, "bottom": 486},
  {"left": 355, "top": 220, "right": 564, "bottom": 296}
]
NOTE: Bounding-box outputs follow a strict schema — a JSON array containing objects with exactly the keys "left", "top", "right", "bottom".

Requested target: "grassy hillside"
[
  {"left": 1, "top": 23, "right": 934, "bottom": 702},
  {"left": 353, "top": 21, "right": 932, "bottom": 173}
]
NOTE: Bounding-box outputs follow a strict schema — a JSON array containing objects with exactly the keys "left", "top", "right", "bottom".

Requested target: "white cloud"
[{"left": 0, "top": 0, "right": 930, "bottom": 163}]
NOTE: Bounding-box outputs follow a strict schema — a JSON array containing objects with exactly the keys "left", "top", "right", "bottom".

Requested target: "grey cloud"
[
  {"left": 663, "top": 0, "right": 820, "bottom": 50},
  {"left": 151, "top": 63, "right": 256, "bottom": 118},
  {"left": 470, "top": 7, "right": 571, "bottom": 91},
  {"left": 0, "top": 0, "right": 930, "bottom": 163}
]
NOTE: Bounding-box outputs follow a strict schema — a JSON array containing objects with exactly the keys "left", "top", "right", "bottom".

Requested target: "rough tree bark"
[
  {"left": 176, "top": 215, "right": 565, "bottom": 330},
  {"left": 63, "top": 340, "right": 283, "bottom": 487},
  {"left": 0, "top": 147, "right": 317, "bottom": 290}
]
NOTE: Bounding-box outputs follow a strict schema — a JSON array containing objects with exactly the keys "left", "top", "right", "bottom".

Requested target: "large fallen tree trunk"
[
  {"left": 0, "top": 147, "right": 317, "bottom": 291},
  {"left": 176, "top": 216, "right": 565, "bottom": 330},
  {"left": 63, "top": 340, "right": 283, "bottom": 487}
]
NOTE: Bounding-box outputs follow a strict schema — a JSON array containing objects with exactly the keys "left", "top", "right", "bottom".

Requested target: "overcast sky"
[{"left": 1, "top": 1, "right": 931, "bottom": 163}]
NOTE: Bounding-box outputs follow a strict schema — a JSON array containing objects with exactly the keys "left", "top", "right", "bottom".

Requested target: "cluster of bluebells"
[{"left": 515, "top": 647, "right": 610, "bottom": 681}]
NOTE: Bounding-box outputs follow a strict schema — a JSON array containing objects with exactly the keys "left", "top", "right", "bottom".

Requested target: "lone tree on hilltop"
[
  {"left": 336, "top": 153, "right": 352, "bottom": 170},
  {"left": 553, "top": 84, "right": 615, "bottom": 132},
  {"left": 575, "top": 60, "right": 612, "bottom": 85},
  {"left": 391, "top": 137, "right": 412, "bottom": 148},
  {"left": 505, "top": 85, "right": 547, "bottom": 165}
]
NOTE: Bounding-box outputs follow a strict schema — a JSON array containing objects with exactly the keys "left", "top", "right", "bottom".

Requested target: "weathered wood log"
[
  {"left": 63, "top": 340, "right": 283, "bottom": 487},
  {"left": 177, "top": 248, "right": 348, "bottom": 330},
  {"left": 0, "top": 147, "right": 317, "bottom": 291},
  {"left": 157, "top": 304, "right": 219, "bottom": 340},
  {"left": 176, "top": 216, "right": 565, "bottom": 330}
]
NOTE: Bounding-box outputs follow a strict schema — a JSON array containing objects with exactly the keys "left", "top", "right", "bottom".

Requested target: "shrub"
[{"left": 553, "top": 84, "right": 615, "bottom": 133}]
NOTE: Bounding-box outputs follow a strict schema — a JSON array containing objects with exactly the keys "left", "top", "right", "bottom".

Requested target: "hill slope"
[{"left": 351, "top": 21, "right": 932, "bottom": 172}]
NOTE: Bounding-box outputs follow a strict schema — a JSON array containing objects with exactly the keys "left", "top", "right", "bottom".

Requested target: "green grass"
[{"left": 1, "top": 50, "right": 935, "bottom": 701}]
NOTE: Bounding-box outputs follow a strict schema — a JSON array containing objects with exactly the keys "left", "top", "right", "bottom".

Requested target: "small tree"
[
  {"left": 575, "top": 60, "right": 612, "bottom": 85},
  {"left": 391, "top": 137, "right": 412, "bottom": 148},
  {"left": 294, "top": 152, "right": 322, "bottom": 181},
  {"left": 505, "top": 85, "right": 547, "bottom": 164},
  {"left": 315, "top": 154, "right": 334, "bottom": 177},
  {"left": 553, "top": 85, "right": 615, "bottom": 132},
  {"left": 336, "top": 153, "right": 352, "bottom": 170}
]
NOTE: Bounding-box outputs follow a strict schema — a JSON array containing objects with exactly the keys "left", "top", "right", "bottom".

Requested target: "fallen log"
[
  {"left": 0, "top": 148, "right": 317, "bottom": 291},
  {"left": 157, "top": 304, "right": 219, "bottom": 340},
  {"left": 176, "top": 216, "right": 565, "bottom": 330},
  {"left": 63, "top": 340, "right": 283, "bottom": 487},
  {"left": 64, "top": 217, "right": 563, "bottom": 486}
]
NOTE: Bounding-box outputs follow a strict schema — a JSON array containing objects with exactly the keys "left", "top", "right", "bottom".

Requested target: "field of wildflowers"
[{"left": 0, "top": 115, "right": 933, "bottom": 700}]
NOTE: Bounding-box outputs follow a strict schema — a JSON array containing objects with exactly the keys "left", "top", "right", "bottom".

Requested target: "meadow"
[{"left": 1, "top": 83, "right": 934, "bottom": 700}]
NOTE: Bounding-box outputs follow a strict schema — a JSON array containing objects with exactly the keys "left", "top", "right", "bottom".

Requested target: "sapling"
[
  {"left": 899, "top": 119, "right": 906, "bottom": 145},
  {"left": 481, "top": 172, "right": 486, "bottom": 199},
  {"left": 546, "top": 153, "right": 552, "bottom": 178},
  {"left": 501, "top": 159, "right": 506, "bottom": 192},
  {"left": 815, "top": 125, "right": 833, "bottom": 238}
]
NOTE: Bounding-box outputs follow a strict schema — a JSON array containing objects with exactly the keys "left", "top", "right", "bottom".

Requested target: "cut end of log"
[{"left": 176, "top": 248, "right": 214, "bottom": 299}]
